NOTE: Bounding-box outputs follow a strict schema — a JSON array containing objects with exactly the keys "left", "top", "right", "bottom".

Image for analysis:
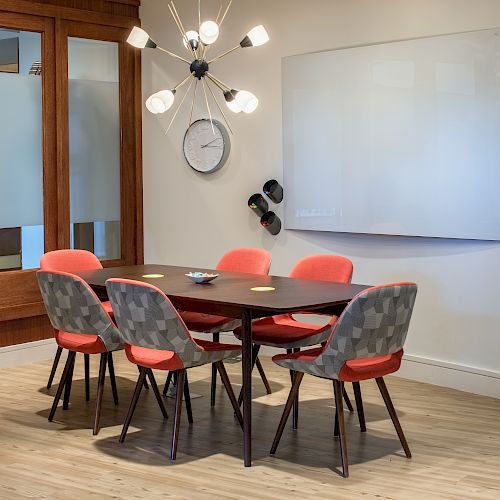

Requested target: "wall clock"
[{"left": 183, "top": 119, "right": 230, "bottom": 173}]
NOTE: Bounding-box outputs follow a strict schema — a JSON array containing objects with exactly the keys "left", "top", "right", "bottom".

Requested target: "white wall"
[{"left": 141, "top": 0, "right": 500, "bottom": 397}]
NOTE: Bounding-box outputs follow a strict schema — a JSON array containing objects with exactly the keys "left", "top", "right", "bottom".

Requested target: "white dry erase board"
[{"left": 282, "top": 28, "right": 500, "bottom": 240}]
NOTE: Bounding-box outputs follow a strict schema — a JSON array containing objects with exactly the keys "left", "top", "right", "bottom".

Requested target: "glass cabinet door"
[
  {"left": 68, "top": 37, "right": 121, "bottom": 261},
  {"left": 0, "top": 29, "right": 44, "bottom": 270}
]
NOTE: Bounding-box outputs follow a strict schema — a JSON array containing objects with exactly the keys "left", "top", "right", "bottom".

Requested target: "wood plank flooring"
[{"left": 0, "top": 354, "right": 499, "bottom": 499}]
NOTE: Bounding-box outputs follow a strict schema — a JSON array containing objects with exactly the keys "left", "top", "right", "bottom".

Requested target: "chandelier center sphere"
[{"left": 190, "top": 59, "right": 209, "bottom": 79}]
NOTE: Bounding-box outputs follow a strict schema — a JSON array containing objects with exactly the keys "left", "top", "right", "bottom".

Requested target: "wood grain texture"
[
  {"left": 0, "top": 355, "right": 498, "bottom": 498},
  {"left": 0, "top": 314, "right": 53, "bottom": 347}
]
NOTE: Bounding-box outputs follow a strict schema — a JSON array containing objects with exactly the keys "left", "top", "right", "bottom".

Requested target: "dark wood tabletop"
[{"left": 77, "top": 264, "right": 370, "bottom": 318}]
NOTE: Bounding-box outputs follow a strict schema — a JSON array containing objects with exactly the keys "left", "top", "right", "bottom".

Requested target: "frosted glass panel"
[
  {"left": 68, "top": 37, "right": 120, "bottom": 260},
  {"left": 0, "top": 29, "right": 43, "bottom": 270},
  {"left": 283, "top": 28, "right": 500, "bottom": 241}
]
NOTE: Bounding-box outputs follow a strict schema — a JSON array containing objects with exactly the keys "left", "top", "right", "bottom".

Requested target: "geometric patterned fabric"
[
  {"left": 273, "top": 282, "right": 417, "bottom": 380},
  {"left": 106, "top": 278, "right": 241, "bottom": 369},
  {"left": 37, "top": 270, "right": 123, "bottom": 352}
]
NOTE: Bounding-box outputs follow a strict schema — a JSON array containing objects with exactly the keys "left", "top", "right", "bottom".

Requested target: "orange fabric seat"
[
  {"left": 180, "top": 311, "right": 234, "bottom": 331},
  {"left": 55, "top": 330, "right": 108, "bottom": 355}
]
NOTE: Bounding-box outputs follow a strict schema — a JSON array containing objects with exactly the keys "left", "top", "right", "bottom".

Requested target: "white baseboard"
[
  {"left": 0, "top": 338, "right": 61, "bottom": 369},
  {"left": 2, "top": 336, "right": 499, "bottom": 399}
]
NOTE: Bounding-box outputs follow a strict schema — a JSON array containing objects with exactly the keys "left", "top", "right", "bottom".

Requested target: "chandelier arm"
[
  {"left": 168, "top": 3, "right": 197, "bottom": 59},
  {"left": 219, "top": 0, "right": 233, "bottom": 30},
  {"left": 215, "top": 3, "right": 223, "bottom": 23},
  {"left": 205, "top": 72, "right": 231, "bottom": 92},
  {"left": 188, "top": 79, "right": 199, "bottom": 129},
  {"left": 156, "top": 46, "right": 191, "bottom": 64},
  {"left": 201, "top": 77, "right": 215, "bottom": 135},
  {"left": 208, "top": 44, "right": 240, "bottom": 64},
  {"left": 198, "top": 0, "right": 201, "bottom": 33},
  {"left": 164, "top": 76, "right": 195, "bottom": 135},
  {"left": 173, "top": 73, "right": 194, "bottom": 91},
  {"left": 170, "top": 2, "right": 194, "bottom": 55},
  {"left": 205, "top": 78, "right": 234, "bottom": 135}
]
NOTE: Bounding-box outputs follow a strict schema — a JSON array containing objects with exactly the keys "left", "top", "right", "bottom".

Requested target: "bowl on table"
[{"left": 185, "top": 272, "right": 219, "bottom": 284}]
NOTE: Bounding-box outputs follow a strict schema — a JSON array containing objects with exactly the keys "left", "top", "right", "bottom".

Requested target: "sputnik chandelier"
[{"left": 127, "top": 0, "right": 269, "bottom": 134}]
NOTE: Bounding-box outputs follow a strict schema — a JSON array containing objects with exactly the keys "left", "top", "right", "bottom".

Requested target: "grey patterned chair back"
[
  {"left": 37, "top": 270, "right": 122, "bottom": 352},
  {"left": 106, "top": 279, "right": 210, "bottom": 368},
  {"left": 308, "top": 282, "right": 417, "bottom": 379}
]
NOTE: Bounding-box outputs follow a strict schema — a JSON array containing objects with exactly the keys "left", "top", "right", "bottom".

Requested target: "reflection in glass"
[
  {"left": 68, "top": 37, "right": 121, "bottom": 261},
  {"left": 0, "top": 29, "right": 43, "bottom": 271}
]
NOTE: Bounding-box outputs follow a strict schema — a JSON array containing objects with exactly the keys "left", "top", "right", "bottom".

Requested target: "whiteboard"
[{"left": 282, "top": 29, "right": 500, "bottom": 240}]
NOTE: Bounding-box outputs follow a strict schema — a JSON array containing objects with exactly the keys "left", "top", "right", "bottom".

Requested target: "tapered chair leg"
[
  {"left": 352, "top": 382, "right": 366, "bottom": 432},
  {"left": 183, "top": 374, "right": 193, "bottom": 424},
  {"left": 163, "top": 371, "right": 173, "bottom": 396},
  {"left": 138, "top": 365, "right": 149, "bottom": 390},
  {"left": 62, "top": 353, "right": 75, "bottom": 410},
  {"left": 171, "top": 369, "right": 186, "bottom": 461},
  {"left": 48, "top": 351, "right": 76, "bottom": 422},
  {"left": 291, "top": 348, "right": 300, "bottom": 429},
  {"left": 108, "top": 352, "right": 119, "bottom": 405},
  {"left": 120, "top": 367, "right": 147, "bottom": 443},
  {"left": 216, "top": 361, "right": 243, "bottom": 428},
  {"left": 93, "top": 353, "right": 108, "bottom": 436},
  {"left": 375, "top": 377, "right": 411, "bottom": 458},
  {"left": 210, "top": 332, "right": 220, "bottom": 407},
  {"left": 333, "top": 380, "right": 349, "bottom": 478},
  {"left": 84, "top": 354, "right": 90, "bottom": 402},
  {"left": 147, "top": 369, "right": 168, "bottom": 419},
  {"left": 343, "top": 387, "right": 354, "bottom": 412},
  {"left": 255, "top": 356, "right": 272, "bottom": 394},
  {"left": 47, "top": 346, "right": 63, "bottom": 390},
  {"left": 270, "top": 371, "right": 304, "bottom": 455},
  {"left": 237, "top": 344, "right": 261, "bottom": 407}
]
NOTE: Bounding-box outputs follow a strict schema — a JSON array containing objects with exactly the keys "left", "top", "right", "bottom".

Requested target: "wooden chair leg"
[
  {"left": 47, "top": 346, "right": 63, "bottom": 390},
  {"left": 93, "top": 353, "right": 108, "bottom": 436},
  {"left": 48, "top": 351, "right": 76, "bottom": 422},
  {"left": 255, "top": 356, "right": 272, "bottom": 394},
  {"left": 120, "top": 367, "right": 147, "bottom": 443},
  {"left": 170, "top": 369, "right": 186, "bottom": 461},
  {"left": 163, "top": 371, "right": 173, "bottom": 396},
  {"left": 291, "top": 348, "right": 300, "bottom": 429},
  {"left": 352, "top": 382, "right": 366, "bottom": 432},
  {"left": 108, "top": 352, "right": 119, "bottom": 406},
  {"left": 147, "top": 369, "right": 168, "bottom": 419},
  {"left": 237, "top": 344, "right": 260, "bottom": 407},
  {"left": 210, "top": 332, "right": 220, "bottom": 407},
  {"left": 84, "top": 354, "right": 90, "bottom": 402},
  {"left": 183, "top": 373, "right": 193, "bottom": 424},
  {"left": 270, "top": 371, "right": 304, "bottom": 455},
  {"left": 62, "top": 353, "right": 75, "bottom": 410},
  {"left": 343, "top": 387, "right": 354, "bottom": 412},
  {"left": 216, "top": 361, "right": 243, "bottom": 428},
  {"left": 333, "top": 380, "right": 349, "bottom": 478},
  {"left": 334, "top": 407, "right": 339, "bottom": 437},
  {"left": 375, "top": 377, "right": 411, "bottom": 458}
]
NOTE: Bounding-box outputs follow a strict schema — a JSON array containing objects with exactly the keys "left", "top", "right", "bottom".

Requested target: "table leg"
[{"left": 241, "top": 308, "right": 253, "bottom": 467}]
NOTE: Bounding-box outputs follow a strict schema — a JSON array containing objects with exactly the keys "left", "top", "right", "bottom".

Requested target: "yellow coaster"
[
  {"left": 142, "top": 274, "right": 164, "bottom": 278},
  {"left": 250, "top": 286, "right": 275, "bottom": 292}
]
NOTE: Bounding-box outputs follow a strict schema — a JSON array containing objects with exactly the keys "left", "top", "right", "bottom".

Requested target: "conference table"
[{"left": 77, "top": 264, "right": 369, "bottom": 467}]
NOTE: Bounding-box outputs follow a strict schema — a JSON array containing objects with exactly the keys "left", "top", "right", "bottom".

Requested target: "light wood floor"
[{"left": 0, "top": 354, "right": 499, "bottom": 499}]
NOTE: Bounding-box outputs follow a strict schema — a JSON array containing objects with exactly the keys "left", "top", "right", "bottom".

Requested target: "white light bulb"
[
  {"left": 235, "top": 90, "right": 259, "bottom": 113},
  {"left": 145, "top": 90, "right": 175, "bottom": 114},
  {"left": 127, "top": 27, "right": 153, "bottom": 49},
  {"left": 183, "top": 30, "right": 199, "bottom": 49},
  {"left": 199, "top": 20, "right": 219, "bottom": 45},
  {"left": 226, "top": 99, "right": 242, "bottom": 113},
  {"left": 246, "top": 25, "right": 269, "bottom": 47}
]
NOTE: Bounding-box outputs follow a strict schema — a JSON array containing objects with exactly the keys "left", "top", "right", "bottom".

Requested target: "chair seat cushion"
[
  {"left": 233, "top": 314, "right": 335, "bottom": 348},
  {"left": 272, "top": 347, "right": 404, "bottom": 381},
  {"left": 180, "top": 311, "right": 241, "bottom": 333},
  {"left": 125, "top": 339, "right": 242, "bottom": 371},
  {"left": 55, "top": 330, "right": 107, "bottom": 355},
  {"left": 102, "top": 300, "right": 114, "bottom": 318}
]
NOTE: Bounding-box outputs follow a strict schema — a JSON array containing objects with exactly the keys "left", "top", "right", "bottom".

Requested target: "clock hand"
[
  {"left": 203, "top": 145, "right": 223, "bottom": 148},
  {"left": 201, "top": 137, "right": 222, "bottom": 148}
]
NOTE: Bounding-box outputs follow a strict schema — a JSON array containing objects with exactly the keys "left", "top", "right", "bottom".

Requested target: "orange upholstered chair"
[
  {"left": 40, "top": 250, "right": 114, "bottom": 398},
  {"left": 165, "top": 248, "right": 272, "bottom": 406},
  {"left": 270, "top": 282, "right": 417, "bottom": 477},
  {"left": 233, "top": 254, "right": 354, "bottom": 427},
  {"left": 106, "top": 278, "right": 243, "bottom": 460}
]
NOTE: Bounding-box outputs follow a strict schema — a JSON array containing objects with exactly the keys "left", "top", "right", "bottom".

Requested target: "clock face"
[{"left": 183, "top": 119, "right": 230, "bottom": 173}]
